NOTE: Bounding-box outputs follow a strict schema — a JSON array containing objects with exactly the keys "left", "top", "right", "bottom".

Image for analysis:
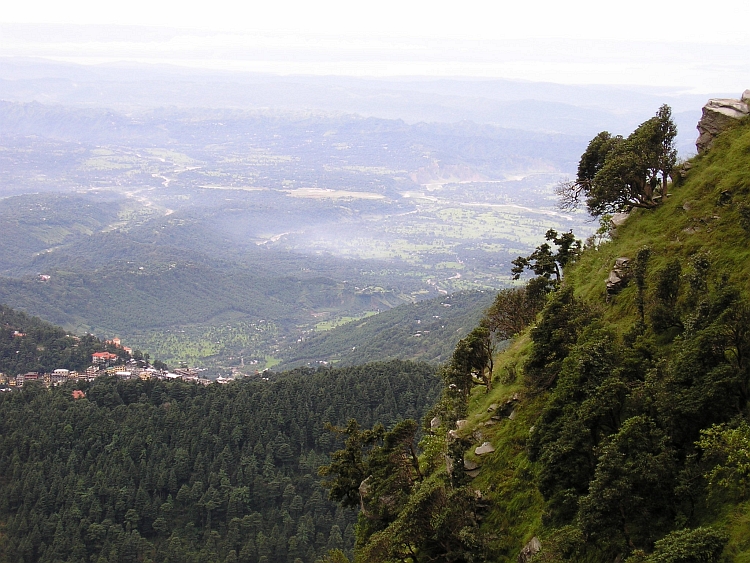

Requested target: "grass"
[
  {"left": 451, "top": 120, "right": 750, "bottom": 560},
  {"left": 567, "top": 120, "right": 750, "bottom": 308},
  {"left": 444, "top": 333, "right": 545, "bottom": 561},
  {"left": 314, "top": 311, "right": 379, "bottom": 332}
]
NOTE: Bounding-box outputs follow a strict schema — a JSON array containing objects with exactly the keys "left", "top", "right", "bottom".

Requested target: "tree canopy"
[
  {"left": 557, "top": 104, "right": 677, "bottom": 216},
  {"left": 511, "top": 228, "right": 581, "bottom": 286}
]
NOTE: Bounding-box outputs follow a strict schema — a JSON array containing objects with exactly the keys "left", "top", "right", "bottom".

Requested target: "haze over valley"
[{"left": 0, "top": 54, "right": 740, "bottom": 371}]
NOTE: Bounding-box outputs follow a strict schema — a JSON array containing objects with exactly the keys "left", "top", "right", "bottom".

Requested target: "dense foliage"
[
  {"left": 0, "top": 305, "right": 126, "bottom": 376},
  {"left": 557, "top": 105, "right": 677, "bottom": 215},
  {"left": 319, "top": 111, "right": 750, "bottom": 563},
  {"left": 279, "top": 291, "right": 496, "bottom": 370},
  {"left": 0, "top": 360, "right": 440, "bottom": 563}
]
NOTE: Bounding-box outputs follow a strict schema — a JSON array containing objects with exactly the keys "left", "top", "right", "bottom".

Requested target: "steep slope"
[
  {"left": 453, "top": 115, "right": 750, "bottom": 560},
  {"left": 277, "top": 290, "right": 497, "bottom": 369},
  {"left": 318, "top": 115, "right": 750, "bottom": 563}
]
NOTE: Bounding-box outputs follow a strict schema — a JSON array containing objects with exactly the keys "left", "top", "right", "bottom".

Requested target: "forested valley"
[
  {"left": 0, "top": 361, "right": 440, "bottom": 563},
  {"left": 2, "top": 61, "right": 750, "bottom": 563}
]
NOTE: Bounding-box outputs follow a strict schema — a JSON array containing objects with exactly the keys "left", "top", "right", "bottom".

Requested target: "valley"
[{"left": 0, "top": 101, "right": 595, "bottom": 371}]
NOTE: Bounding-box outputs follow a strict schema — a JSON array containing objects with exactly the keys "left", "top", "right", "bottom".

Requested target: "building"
[{"left": 92, "top": 352, "right": 119, "bottom": 365}]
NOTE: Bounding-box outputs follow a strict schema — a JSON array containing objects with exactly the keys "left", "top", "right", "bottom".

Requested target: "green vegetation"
[
  {"left": 0, "top": 305, "right": 127, "bottom": 376},
  {"left": 0, "top": 360, "right": 440, "bottom": 563},
  {"left": 278, "top": 291, "right": 496, "bottom": 370},
  {"left": 558, "top": 105, "right": 677, "bottom": 215},
  {"left": 320, "top": 113, "right": 750, "bottom": 562},
  {"left": 128, "top": 321, "right": 280, "bottom": 370}
]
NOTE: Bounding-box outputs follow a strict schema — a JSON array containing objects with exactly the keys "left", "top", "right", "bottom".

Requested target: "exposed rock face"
[
  {"left": 359, "top": 476, "right": 372, "bottom": 514},
  {"left": 696, "top": 94, "right": 750, "bottom": 154},
  {"left": 610, "top": 212, "right": 629, "bottom": 229},
  {"left": 518, "top": 537, "right": 542, "bottom": 563},
  {"left": 606, "top": 257, "right": 630, "bottom": 295},
  {"left": 464, "top": 459, "right": 480, "bottom": 471},
  {"left": 475, "top": 442, "right": 495, "bottom": 455},
  {"left": 430, "top": 416, "right": 441, "bottom": 430}
]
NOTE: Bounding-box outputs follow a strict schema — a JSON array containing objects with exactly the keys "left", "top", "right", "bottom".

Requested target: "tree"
[
  {"left": 557, "top": 105, "right": 677, "bottom": 216},
  {"left": 319, "top": 419, "right": 424, "bottom": 549},
  {"left": 511, "top": 229, "right": 581, "bottom": 285},
  {"left": 482, "top": 280, "right": 548, "bottom": 342},
  {"left": 577, "top": 416, "right": 677, "bottom": 554}
]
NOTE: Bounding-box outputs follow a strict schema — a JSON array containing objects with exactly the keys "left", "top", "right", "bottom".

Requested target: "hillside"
[
  {"left": 318, "top": 112, "right": 750, "bottom": 562},
  {"left": 0, "top": 360, "right": 441, "bottom": 563},
  {"left": 466, "top": 114, "right": 750, "bottom": 560},
  {"left": 0, "top": 304, "right": 128, "bottom": 376},
  {"left": 277, "top": 290, "right": 497, "bottom": 370}
]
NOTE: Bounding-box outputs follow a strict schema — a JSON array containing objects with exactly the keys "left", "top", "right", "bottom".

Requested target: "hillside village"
[{"left": 0, "top": 334, "right": 234, "bottom": 389}]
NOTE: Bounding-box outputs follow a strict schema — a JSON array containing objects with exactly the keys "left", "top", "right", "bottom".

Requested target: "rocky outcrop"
[
  {"left": 606, "top": 257, "right": 630, "bottom": 295},
  {"left": 475, "top": 442, "right": 495, "bottom": 455},
  {"left": 464, "top": 459, "right": 480, "bottom": 471},
  {"left": 610, "top": 212, "right": 629, "bottom": 229},
  {"left": 518, "top": 537, "right": 542, "bottom": 563},
  {"left": 696, "top": 92, "right": 750, "bottom": 154}
]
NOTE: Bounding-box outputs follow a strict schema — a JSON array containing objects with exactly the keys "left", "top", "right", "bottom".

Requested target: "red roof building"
[{"left": 92, "top": 352, "right": 118, "bottom": 364}]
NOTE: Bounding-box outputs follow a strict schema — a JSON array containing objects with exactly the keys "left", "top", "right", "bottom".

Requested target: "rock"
[
  {"left": 466, "top": 469, "right": 481, "bottom": 478},
  {"left": 464, "top": 459, "right": 480, "bottom": 471},
  {"left": 508, "top": 410, "right": 517, "bottom": 420},
  {"left": 475, "top": 442, "right": 495, "bottom": 455},
  {"left": 610, "top": 212, "right": 629, "bottom": 229},
  {"left": 682, "top": 201, "right": 692, "bottom": 211},
  {"left": 448, "top": 430, "right": 459, "bottom": 440},
  {"left": 696, "top": 95, "right": 750, "bottom": 154},
  {"left": 482, "top": 420, "right": 497, "bottom": 427},
  {"left": 606, "top": 257, "right": 631, "bottom": 295},
  {"left": 487, "top": 403, "right": 499, "bottom": 412},
  {"left": 518, "top": 537, "right": 542, "bottom": 563},
  {"left": 456, "top": 419, "right": 469, "bottom": 430},
  {"left": 445, "top": 454, "right": 454, "bottom": 476},
  {"left": 743, "top": 90, "right": 750, "bottom": 103},
  {"left": 430, "top": 416, "right": 441, "bottom": 430},
  {"left": 359, "top": 476, "right": 373, "bottom": 514}
]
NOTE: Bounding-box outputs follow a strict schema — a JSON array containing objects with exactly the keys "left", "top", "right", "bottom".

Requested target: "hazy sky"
[{"left": 1, "top": 0, "right": 749, "bottom": 92}]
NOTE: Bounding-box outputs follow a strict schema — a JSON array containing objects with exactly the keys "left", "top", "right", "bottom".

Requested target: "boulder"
[
  {"left": 430, "top": 416, "right": 441, "bottom": 430},
  {"left": 610, "top": 212, "right": 629, "bottom": 229},
  {"left": 508, "top": 410, "right": 517, "bottom": 420},
  {"left": 466, "top": 469, "right": 481, "bottom": 479},
  {"left": 696, "top": 95, "right": 750, "bottom": 154},
  {"left": 456, "top": 419, "right": 469, "bottom": 430},
  {"left": 464, "top": 459, "right": 480, "bottom": 471},
  {"left": 518, "top": 537, "right": 542, "bottom": 563},
  {"left": 475, "top": 442, "right": 495, "bottom": 455},
  {"left": 359, "top": 476, "right": 373, "bottom": 514},
  {"left": 606, "top": 257, "right": 630, "bottom": 295}
]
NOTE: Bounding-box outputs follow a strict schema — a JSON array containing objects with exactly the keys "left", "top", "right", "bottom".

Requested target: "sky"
[{"left": 1, "top": 0, "right": 749, "bottom": 93}]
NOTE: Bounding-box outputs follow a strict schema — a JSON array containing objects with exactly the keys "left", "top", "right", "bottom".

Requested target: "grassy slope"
[
  {"left": 277, "top": 290, "right": 496, "bottom": 369},
  {"left": 453, "top": 119, "right": 750, "bottom": 561}
]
